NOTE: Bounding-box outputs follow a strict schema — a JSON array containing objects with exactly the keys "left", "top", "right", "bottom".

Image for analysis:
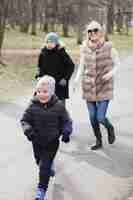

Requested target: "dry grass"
[{"left": 0, "top": 51, "right": 37, "bottom": 101}]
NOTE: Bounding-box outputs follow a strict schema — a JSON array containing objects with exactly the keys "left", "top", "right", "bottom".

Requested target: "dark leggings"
[{"left": 32, "top": 139, "right": 59, "bottom": 191}]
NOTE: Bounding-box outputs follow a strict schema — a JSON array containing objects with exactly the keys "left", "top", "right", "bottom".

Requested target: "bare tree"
[
  {"left": 115, "top": 8, "right": 123, "bottom": 33},
  {"left": 106, "top": 0, "right": 114, "bottom": 33},
  {"left": 31, "top": 0, "right": 37, "bottom": 35},
  {"left": 19, "top": 0, "right": 31, "bottom": 33},
  {"left": 0, "top": 0, "right": 9, "bottom": 55},
  {"left": 115, "top": 0, "right": 133, "bottom": 34},
  {"left": 0, "top": 0, "right": 132, "bottom": 53},
  {"left": 75, "top": 0, "right": 89, "bottom": 44}
]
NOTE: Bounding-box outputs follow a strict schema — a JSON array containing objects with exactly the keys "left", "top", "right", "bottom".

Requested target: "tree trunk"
[
  {"left": 0, "top": 0, "right": 9, "bottom": 55},
  {"left": 43, "top": 22, "right": 48, "bottom": 32},
  {"left": 107, "top": 0, "right": 114, "bottom": 34},
  {"left": 62, "top": 21, "right": 69, "bottom": 37},
  {"left": 115, "top": 9, "right": 123, "bottom": 33},
  {"left": 19, "top": 0, "right": 30, "bottom": 34},
  {"left": 75, "top": 1, "right": 89, "bottom": 44},
  {"left": 31, "top": 0, "right": 37, "bottom": 35},
  {"left": 20, "top": 23, "right": 30, "bottom": 33},
  {"left": 76, "top": 25, "right": 83, "bottom": 44},
  {"left": 125, "top": 12, "right": 132, "bottom": 35},
  {"left": 0, "top": 27, "right": 5, "bottom": 55}
]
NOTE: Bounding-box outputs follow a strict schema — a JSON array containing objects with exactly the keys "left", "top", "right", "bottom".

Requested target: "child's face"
[
  {"left": 46, "top": 41, "right": 56, "bottom": 49},
  {"left": 36, "top": 84, "right": 49, "bottom": 103}
]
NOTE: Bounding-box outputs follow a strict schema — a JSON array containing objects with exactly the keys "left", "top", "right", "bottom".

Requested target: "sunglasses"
[{"left": 88, "top": 28, "right": 99, "bottom": 34}]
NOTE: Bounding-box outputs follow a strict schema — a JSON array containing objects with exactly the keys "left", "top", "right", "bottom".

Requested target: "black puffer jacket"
[
  {"left": 35, "top": 45, "right": 75, "bottom": 99},
  {"left": 20, "top": 95, "right": 72, "bottom": 147}
]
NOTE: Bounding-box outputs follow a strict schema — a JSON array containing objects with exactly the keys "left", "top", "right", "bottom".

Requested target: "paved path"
[
  {"left": 0, "top": 54, "right": 133, "bottom": 200},
  {"left": 2, "top": 49, "right": 40, "bottom": 55}
]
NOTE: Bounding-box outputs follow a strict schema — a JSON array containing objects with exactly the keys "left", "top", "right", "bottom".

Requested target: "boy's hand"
[
  {"left": 61, "top": 135, "right": 70, "bottom": 143},
  {"left": 59, "top": 78, "right": 67, "bottom": 86}
]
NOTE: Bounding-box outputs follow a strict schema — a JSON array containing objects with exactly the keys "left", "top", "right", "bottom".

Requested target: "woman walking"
[{"left": 74, "top": 21, "right": 120, "bottom": 150}]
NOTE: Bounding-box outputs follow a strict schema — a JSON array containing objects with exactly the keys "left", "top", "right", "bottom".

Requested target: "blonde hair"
[
  {"left": 83, "top": 21, "right": 105, "bottom": 43},
  {"left": 86, "top": 21, "right": 102, "bottom": 32}
]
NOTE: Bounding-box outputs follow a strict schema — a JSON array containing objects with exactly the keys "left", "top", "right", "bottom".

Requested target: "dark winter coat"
[
  {"left": 20, "top": 95, "right": 72, "bottom": 147},
  {"left": 35, "top": 45, "right": 75, "bottom": 99}
]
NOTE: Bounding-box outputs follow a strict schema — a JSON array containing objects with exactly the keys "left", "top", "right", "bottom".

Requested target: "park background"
[{"left": 0, "top": 1, "right": 133, "bottom": 199}]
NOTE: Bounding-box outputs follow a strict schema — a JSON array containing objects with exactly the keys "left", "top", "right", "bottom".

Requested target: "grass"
[
  {"left": 109, "top": 29, "right": 133, "bottom": 51},
  {"left": 3, "top": 27, "right": 133, "bottom": 51},
  {"left": 2, "top": 28, "right": 78, "bottom": 54},
  {"left": 0, "top": 62, "right": 35, "bottom": 101},
  {"left": 3, "top": 28, "right": 43, "bottom": 49}
]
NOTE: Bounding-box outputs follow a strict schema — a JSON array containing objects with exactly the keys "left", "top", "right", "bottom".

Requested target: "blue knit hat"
[{"left": 45, "top": 32, "right": 59, "bottom": 44}]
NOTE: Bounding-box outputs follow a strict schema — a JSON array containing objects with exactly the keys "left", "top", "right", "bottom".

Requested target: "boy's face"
[
  {"left": 36, "top": 84, "right": 49, "bottom": 103},
  {"left": 46, "top": 41, "right": 56, "bottom": 49}
]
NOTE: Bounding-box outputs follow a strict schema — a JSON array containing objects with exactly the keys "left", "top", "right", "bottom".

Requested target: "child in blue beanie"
[{"left": 35, "top": 32, "right": 75, "bottom": 106}]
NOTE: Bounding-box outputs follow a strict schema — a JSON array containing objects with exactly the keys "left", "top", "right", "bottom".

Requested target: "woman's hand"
[
  {"left": 102, "top": 71, "right": 113, "bottom": 81},
  {"left": 73, "top": 80, "right": 78, "bottom": 92}
]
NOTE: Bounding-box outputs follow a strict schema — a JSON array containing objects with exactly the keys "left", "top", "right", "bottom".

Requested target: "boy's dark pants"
[{"left": 32, "top": 138, "right": 59, "bottom": 191}]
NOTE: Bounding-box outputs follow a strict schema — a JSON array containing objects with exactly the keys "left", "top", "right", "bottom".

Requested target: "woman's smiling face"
[{"left": 88, "top": 28, "right": 102, "bottom": 42}]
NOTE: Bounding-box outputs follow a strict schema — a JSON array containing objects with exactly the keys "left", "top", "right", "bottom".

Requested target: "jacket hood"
[
  {"left": 81, "top": 40, "right": 112, "bottom": 51},
  {"left": 41, "top": 43, "right": 65, "bottom": 53},
  {"left": 31, "top": 94, "right": 59, "bottom": 107}
]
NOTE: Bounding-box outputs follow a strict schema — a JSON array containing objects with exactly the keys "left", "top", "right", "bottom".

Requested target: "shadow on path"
[
  {"left": 0, "top": 101, "right": 25, "bottom": 119},
  {"left": 60, "top": 123, "right": 133, "bottom": 178}
]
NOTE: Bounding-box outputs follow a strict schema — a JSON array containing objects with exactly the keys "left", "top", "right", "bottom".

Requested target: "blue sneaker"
[{"left": 35, "top": 186, "right": 45, "bottom": 200}]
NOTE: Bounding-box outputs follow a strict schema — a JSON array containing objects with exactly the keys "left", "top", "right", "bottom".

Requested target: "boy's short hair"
[{"left": 36, "top": 75, "right": 56, "bottom": 98}]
